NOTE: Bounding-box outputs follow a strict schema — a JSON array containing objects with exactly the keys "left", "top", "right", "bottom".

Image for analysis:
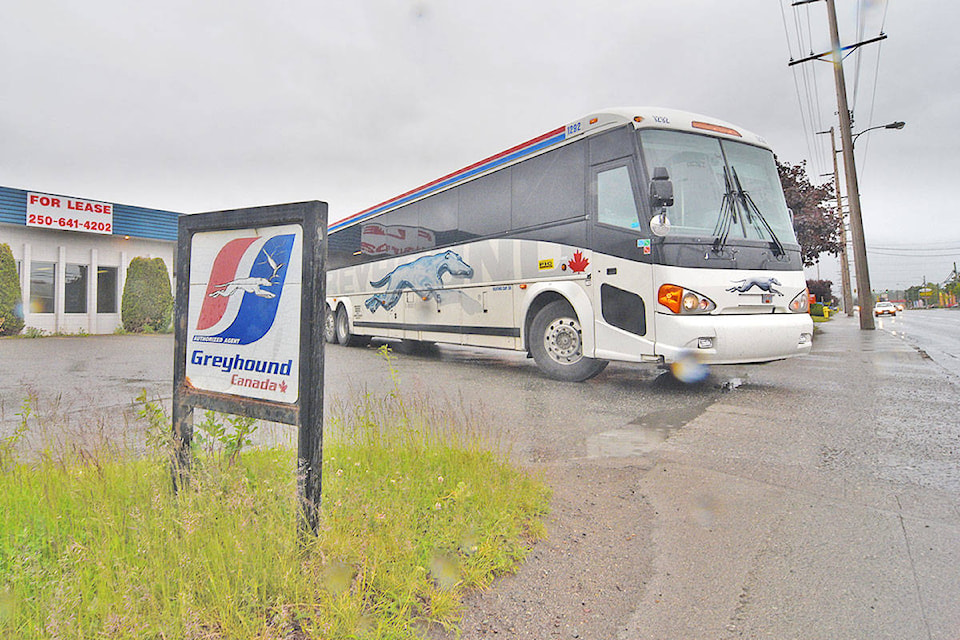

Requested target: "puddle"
[
  {"left": 629, "top": 400, "right": 716, "bottom": 430},
  {"left": 586, "top": 399, "right": 715, "bottom": 458}
]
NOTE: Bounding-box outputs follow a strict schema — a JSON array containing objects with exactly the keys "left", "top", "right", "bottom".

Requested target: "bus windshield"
[{"left": 638, "top": 130, "right": 797, "bottom": 244}]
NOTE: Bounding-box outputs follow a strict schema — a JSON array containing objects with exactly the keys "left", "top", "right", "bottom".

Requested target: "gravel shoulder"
[{"left": 436, "top": 458, "right": 654, "bottom": 640}]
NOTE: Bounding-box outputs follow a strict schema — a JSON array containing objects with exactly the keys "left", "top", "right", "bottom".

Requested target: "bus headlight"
[
  {"left": 790, "top": 289, "right": 810, "bottom": 313},
  {"left": 658, "top": 284, "right": 716, "bottom": 314}
]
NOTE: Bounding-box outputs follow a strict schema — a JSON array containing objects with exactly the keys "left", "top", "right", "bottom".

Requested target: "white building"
[{"left": 1, "top": 185, "right": 180, "bottom": 335}]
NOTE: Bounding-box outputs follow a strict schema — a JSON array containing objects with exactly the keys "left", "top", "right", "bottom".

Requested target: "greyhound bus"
[{"left": 323, "top": 107, "right": 813, "bottom": 381}]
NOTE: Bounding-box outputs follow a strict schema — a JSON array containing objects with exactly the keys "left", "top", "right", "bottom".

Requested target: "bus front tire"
[{"left": 529, "top": 301, "right": 608, "bottom": 382}]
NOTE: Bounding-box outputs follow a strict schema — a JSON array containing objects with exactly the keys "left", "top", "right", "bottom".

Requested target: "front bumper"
[{"left": 655, "top": 312, "right": 813, "bottom": 364}]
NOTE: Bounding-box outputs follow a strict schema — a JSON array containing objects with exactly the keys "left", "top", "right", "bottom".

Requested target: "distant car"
[
  {"left": 895, "top": 303, "right": 905, "bottom": 312},
  {"left": 874, "top": 301, "right": 898, "bottom": 317}
]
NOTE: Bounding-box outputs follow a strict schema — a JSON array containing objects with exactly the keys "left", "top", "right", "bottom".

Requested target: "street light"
[
  {"left": 827, "top": 119, "right": 904, "bottom": 324},
  {"left": 852, "top": 121, "right": 906, "bottom": 148}
]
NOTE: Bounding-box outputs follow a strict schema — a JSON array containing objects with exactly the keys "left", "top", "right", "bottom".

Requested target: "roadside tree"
[
  {"left": 778, "top": 159, "right": 841, "bottom": 267},
  {"left": 121, "top": 257, "right": 173, "bottom": 332},
  {"left": 0, "top": 243, "right": 25, "bottom": 336},
  {"left": 806, "top": 279, "right": 835, "bottom": 304}
]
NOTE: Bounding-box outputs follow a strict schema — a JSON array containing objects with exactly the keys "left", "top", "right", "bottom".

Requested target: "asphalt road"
[
  {"left": 2, "top": 316, "right": 959, "bottom": 639},
  {"left": 875, "top": 308, "right": 960, "bottom": 378}
]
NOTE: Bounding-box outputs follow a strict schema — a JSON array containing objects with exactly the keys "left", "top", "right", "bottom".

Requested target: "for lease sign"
[
  {"left": 185, "top": 224, "right": 303, "bottom": 403},
  {"left": 27, "top": 192, "right": 114, "bottom": 235}
]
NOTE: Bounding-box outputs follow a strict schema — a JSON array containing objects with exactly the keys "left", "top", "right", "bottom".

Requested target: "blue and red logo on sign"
[{"left": 194, "top": 234, "right": 295, "bottom": 345}]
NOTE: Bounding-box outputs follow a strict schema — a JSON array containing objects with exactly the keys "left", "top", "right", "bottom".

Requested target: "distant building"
[{"left": 0, "top": 185, "right": 181, "bottom": 334}]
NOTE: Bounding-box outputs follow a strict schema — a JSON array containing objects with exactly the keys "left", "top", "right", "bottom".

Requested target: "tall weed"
[{"left": 1, "top": 357, "right": 549, "bottom": 639}]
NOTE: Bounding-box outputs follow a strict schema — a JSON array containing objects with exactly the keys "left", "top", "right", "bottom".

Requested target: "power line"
[
  {"left": 781, "top": 0, "right": 822, "bottom": 174},
  {"left": 871, "top": 240, "right": 960, "bottom": 249},
  {"left": 869, "top": 246, "right": 960, "bottom": 252},
  {"left": 868, "top": 251, "right": 960, "bottom": 258},
  {"left": 856, "top": 0, "right": 889, "bottom": 177},
  {"left": 851, "top": 0, "right": 865, "bottom": 114}
]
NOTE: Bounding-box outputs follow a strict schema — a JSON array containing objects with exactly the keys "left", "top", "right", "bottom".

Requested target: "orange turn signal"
[{"left": 658, "top": 284, "right": 683, "bottom": 314}]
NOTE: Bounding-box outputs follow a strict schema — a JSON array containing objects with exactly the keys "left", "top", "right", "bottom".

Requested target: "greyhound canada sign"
[{"left": 185, "top": 225, "right": 303, "bottom": 403}]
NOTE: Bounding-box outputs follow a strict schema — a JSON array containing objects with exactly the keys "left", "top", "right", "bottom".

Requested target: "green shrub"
[
  {"left": 810, "top": 302, "right": 825, "bottom": 317},
  {"left": 121, "top": 257, "right": 173, "bottom": 333},
  {"left": 0, "top": 243, "right": 24, "bottom": 337}
]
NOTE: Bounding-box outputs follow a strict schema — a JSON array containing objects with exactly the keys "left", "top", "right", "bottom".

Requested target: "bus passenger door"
[{"left": 590, "top": 161, "right": 657, "bottom": 361}]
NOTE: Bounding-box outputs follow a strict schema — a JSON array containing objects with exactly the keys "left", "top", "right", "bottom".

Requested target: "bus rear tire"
[
  {"left": 530, "top": 301, "right": 608, "bottom": 382},
  {"left": 336, "top": 306, "right": 359, "bottom": 347},
  {"left": 324, "top": 304, "right": 337, "bottom": 344}
]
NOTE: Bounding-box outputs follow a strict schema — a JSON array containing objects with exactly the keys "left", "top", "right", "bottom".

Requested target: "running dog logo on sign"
[{"left": 185, "top": 225, "right": 303, "bottom": 403}]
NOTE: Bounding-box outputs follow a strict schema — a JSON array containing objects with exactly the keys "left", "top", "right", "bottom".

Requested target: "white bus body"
[{"left": 325, "top": 108, "right": 813, "bottom": 381}]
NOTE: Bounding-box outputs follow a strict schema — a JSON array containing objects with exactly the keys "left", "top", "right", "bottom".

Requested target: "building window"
[
  {"left": 97, "top": 266, "right": 118, "bottom": 314},
  {"left": 65, "top": 264, "right": 88, "bottom": 313},
  {"left": 30, "top": 262, "right": 55, "bottom": 313}
]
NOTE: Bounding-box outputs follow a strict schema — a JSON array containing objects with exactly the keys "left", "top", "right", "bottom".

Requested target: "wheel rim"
[
  {"left": 543, "top": 316, "right": 583, "bottom": 365},
  {"left": 337, "top": 313, "right": 348, "bottom": 340},
  {"left": 324, "top": 309, "right": 335, "bottom": 340}
]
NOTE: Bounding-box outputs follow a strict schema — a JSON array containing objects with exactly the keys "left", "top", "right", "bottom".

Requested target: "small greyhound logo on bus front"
[
  {"left": 365, "top": 250, "right": 474, "bottom": 312},
  {"left": 727, "top": 277, "right": 782, "bottom": 295}
]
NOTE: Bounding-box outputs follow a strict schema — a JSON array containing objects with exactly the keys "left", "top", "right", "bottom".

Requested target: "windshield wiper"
[
  {"left": 731, "top": 167, "right": 785, "bottom": 258},
  {"left": 712, "top": 166, "right": 739, "bottom": 255}
]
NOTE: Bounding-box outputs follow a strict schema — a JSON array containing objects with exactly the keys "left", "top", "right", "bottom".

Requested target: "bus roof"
[{"left": 329, "top": 107, "right": 769, "bottom": 232}]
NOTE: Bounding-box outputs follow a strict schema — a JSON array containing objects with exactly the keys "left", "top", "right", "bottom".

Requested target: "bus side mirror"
[{"left": 649, "top": 166, "right": 674, "bottom": 208}]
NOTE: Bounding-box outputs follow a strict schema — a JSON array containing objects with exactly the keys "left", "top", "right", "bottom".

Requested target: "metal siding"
[
  {"left": 0, "top": 186, "right": 27, "bottom": 226},
  {"left": 112, "top": 203, "right": 181, "bottom": 241},
  {"left": 0, "top": 185, "right": 181, "bottom": 241}
]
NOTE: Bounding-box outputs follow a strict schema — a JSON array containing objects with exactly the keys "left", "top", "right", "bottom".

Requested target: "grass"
[{"left": 0, "top": 355, "right": 550, "bottom": 639}]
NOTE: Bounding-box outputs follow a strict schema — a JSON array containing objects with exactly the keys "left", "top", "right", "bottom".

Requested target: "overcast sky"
[{"left": 2, "top": 0, "right": 958, "bottom": 291}]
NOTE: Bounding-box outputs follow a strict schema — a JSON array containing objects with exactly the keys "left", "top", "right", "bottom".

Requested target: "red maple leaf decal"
[
  {"left": 279, "top": 380, "right": 288, "bottom": 393},
  {"left": 568, "top": 250, "right": 589, "bottom": 273}
]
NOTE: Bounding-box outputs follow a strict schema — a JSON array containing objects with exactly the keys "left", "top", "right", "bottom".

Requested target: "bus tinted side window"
[
  {"left": 511, "top": 141, "right": 585, "bottom": 230},
  {"left": 459, "top": 169, "right": 511, "bottom": 240},
  {"left": 328, "top": 224, "right": 362, "bottom": 270},
  {"left": 417, "top": 189, "right": 463, "bottom": 247},
  {"left": 597, "top": 166, "right": 640, "bottom": 230}
]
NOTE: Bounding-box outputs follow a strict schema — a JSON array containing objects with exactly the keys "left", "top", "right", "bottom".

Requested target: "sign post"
[{"left": 173, "top": 202, "right": 327, "bottom": 533}]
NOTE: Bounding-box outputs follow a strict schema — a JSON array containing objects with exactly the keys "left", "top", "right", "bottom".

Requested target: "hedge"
[
  {"left": 0, "top": 243, "right": 24, "bottom": 336},
  {"left": 121, "top": 257, "right": 173, "bottom": 333}
]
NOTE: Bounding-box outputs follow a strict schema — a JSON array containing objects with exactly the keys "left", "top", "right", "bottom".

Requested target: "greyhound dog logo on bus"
[
  {"left": 365, "top": 250, "right": 474, "bottom": 312},
  {"left": 727, "top": 277, "right": 783, "bottom": 295}
]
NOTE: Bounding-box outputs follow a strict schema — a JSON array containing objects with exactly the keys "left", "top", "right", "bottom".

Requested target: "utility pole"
[
  {"left": 790, "top": 0, "right": 886, "bottom": 329},
  {"left": 818, "top": 126, "right": 854, "bottom": 316},
  {"left": 825, "top": 0, "right": 874, "bottom": 328}
]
